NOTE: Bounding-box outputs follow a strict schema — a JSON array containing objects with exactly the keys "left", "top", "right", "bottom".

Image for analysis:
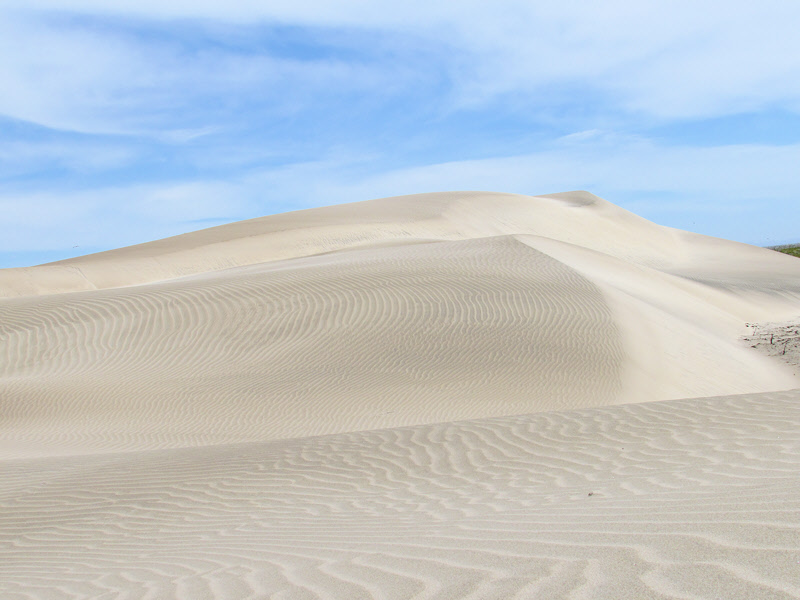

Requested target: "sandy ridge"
[{"left": 2, "top": 190, "right": 797, "bottom": 298}]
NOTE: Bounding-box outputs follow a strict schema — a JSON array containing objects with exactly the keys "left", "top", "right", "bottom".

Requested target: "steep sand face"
[
  {"left": 1, "top": 192, "right": 800, "bottom": 458},
  {"left": 3, "top": 390, "right": 799, "bottom": 599}
]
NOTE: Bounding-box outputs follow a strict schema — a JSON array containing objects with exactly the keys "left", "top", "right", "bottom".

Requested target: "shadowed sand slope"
[
  {"left": 0, "top": 236, "right": 625, "bottom": 456},
  {"left": 2, "top": 390, "right": 799, "bottom": 599},
  {"left": 2, "top": 192, "right": 800, "bottom": 457}
]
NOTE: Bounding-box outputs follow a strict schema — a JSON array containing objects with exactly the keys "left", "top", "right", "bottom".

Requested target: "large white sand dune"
[
  {"left": 1, "top": 192, "right": 799, "bottom": 458},
  {"left": 2, "top": 191, "right": 800, "bottom": 598}
]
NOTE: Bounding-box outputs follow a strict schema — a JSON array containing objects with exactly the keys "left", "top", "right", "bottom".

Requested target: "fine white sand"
[
  {"left": 2, "top": 390, "right": 799, "bottom": 599},
  {"left": 1, "top": 191, "right": 799, "bottom": 598}
]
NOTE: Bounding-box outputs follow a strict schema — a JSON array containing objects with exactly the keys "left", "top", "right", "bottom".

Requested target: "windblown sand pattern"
[
  {"left": 1, "top": 236, "right": 627, "bottom": 457},
  {"left": 2, "top": 390, "right": 799, "bottom": 599},
  {"left": 2, "top": 191, "right": 800, "bottom": 598},
  {"left": 3, "top": 192, "right": 800, "bottom": 459}
]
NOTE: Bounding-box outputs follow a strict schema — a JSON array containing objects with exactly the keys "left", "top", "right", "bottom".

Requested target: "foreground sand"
[
  {"left": 2, "top": 191, "right": 800, "bottom": 598},
  {"left": 2, "top": 390, "right": 799, "bottom": 599}
]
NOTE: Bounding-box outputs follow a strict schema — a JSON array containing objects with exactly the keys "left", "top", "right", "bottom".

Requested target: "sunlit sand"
[{"left": 2, "top": 191, "right": 799, "bottom": 598}]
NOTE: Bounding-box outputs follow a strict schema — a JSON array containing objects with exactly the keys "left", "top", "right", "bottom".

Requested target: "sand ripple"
[
  {"left": 0, "top": 236, "right": 623, "bottom": 457},
  {"left": 1, "top": 390, "right": 798, "bottom": 599},
  {"left": 3, "top": 191, "right": 800, "bottom": 598}
]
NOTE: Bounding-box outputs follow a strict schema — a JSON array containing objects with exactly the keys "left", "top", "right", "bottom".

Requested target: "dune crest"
[{"left": 3, "top": 190, "right": 797, "bottom": 298}]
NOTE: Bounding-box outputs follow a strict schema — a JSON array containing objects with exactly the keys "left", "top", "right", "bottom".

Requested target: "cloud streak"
[
  {"left": 7, "top": 1, "right": 800, "bottom": 120},
  {"left": 0, "top": 12, "right": 437, "bottom": 136}
]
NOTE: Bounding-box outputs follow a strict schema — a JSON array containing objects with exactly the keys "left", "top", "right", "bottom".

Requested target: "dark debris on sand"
[{"left": 743, "top": 321, "right": 800, "bottom": 370}]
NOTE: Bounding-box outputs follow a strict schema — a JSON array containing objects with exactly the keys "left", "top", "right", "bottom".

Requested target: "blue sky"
[{"left": 2, "top": 1, "right": 800, "bottom": 267}]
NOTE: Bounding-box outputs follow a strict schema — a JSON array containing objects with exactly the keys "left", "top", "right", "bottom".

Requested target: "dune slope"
[
  {"left": 2, "top": 192, "right": 800, "bottom": 458},
  {"left": 3, "top": 191, "right": 800, "bottom": 599},
  {"left": 0, "top": 235, "right": 625, "bottom": 456}
]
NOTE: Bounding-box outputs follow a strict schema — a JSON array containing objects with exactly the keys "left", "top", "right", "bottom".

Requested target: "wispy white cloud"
[
  {"left": 0, "top": 178, "right": 258, "bottom": 253},
  {"left": 156, "top": 127, "right": 220, "bottom": 144},
  {"left": 0, "top": 138, "right": 136, "bottom": 176},
  {"left": 5, "top": 1, "right": 800, "bottom": 121},
  {"left": 244, "top": 135, "right": 800, "bottom": 245},
  {"left": 2, "top": 136, "right": 798, "bottom": 259},
  {"left": 0, "top": 10, "right": 431, "bottom": 135}
]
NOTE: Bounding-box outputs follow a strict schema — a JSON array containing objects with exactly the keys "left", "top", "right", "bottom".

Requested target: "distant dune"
[{"left": 2, "top": 191, "right": 799, "bottom": 598}]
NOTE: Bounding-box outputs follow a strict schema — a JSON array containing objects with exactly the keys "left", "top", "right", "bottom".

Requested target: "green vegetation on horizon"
[{"left": 770, "top": 244, "right": 800, "bottom": 258}]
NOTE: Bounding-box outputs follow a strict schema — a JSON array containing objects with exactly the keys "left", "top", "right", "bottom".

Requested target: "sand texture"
[
  {"left": 2, "top": 191, "right": 800, "bottom": 598},
  {"left": 2, "top": 390, "right": 800, "bottom": 599},
  {"left": 3, "top": 192, "right": 800, "bottom": 458}
]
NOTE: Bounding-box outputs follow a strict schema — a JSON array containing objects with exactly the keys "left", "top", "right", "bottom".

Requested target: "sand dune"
[
  {"left": 2, "top": 390, "right": 799, "bottom": 599},
  {"left": 2, "top": 191, "right": 800, "bottom": 598},
  {"left": 2, "top": 192, "right": 800, "bottom": 458}
]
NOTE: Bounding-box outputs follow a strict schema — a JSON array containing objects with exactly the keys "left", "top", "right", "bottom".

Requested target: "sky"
[{"left": 1, "top": 1, "right": 800, "bottom": 267}]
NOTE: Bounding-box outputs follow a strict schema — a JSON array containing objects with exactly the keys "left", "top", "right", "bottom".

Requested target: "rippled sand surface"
[
  {"left": 3, "top": 390, "right": 800, "bottom": 599},
  {"left": 2, "top": 191, "right": 799, "bottom": 598}
]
